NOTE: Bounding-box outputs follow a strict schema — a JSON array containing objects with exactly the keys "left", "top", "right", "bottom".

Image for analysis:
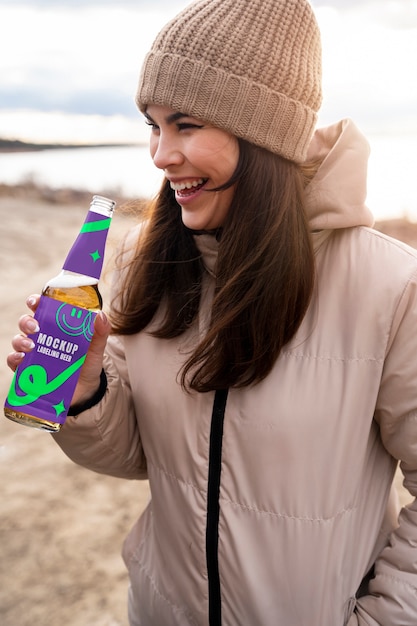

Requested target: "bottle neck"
[{"left": 62, "top": 196, "right": 115, "bottom": 281}]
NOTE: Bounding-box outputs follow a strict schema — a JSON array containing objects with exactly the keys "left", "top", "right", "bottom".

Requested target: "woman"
[{"left": 7, "top": 0, "right": 417, "bottom": 624}]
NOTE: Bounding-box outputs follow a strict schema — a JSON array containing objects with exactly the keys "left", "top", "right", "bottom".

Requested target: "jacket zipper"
[{"left": 206, "top": 388, "right": 229, "bottom": 626}]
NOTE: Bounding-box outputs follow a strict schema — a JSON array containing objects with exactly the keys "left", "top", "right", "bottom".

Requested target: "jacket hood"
[
  {"left": 305, "top": 118, "right": 374, "bottom": 231},
  {"left": 194, "top": 119, "right": 375, "bottom": 271}
]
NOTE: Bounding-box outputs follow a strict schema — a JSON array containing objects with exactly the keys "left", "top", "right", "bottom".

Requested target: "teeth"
[{"left": 170, "top": 178, "right": 205, "bottom": 191}]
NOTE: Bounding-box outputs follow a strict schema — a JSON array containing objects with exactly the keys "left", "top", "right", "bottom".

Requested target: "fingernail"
[
  {"left": 27, "top": 320, "right": 40, "bottom": 333},
  {"left": 22, "top": 338, "right": 35, "bottom": 349},
  {"left": 27, "top": 296, "right": 37, "bottom": 307}
]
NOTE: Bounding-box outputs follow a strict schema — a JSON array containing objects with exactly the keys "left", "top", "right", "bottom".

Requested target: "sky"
[{"left": 1, "top": 0, "right": 417, "bottom": 144}]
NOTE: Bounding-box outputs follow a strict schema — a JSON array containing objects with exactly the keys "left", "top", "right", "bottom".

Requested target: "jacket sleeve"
[
  {"left": 52, "top": 223, "right": 148, "bottom": 480},
  {"left": 356, "top": 267, "right": 417, "bottom": 625},
  {"left": 52, "top": 332, "right": 147, "bottom": 480}
]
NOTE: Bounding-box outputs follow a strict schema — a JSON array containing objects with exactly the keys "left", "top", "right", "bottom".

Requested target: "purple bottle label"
[
  {"left": 5, "top": 295, "right": 96, "bottom": 425},
  {"left": 63, "top": 211, "right": 111, "bottom": 280}
]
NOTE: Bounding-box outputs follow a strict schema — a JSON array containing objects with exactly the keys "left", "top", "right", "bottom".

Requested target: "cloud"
[
  {"left": 313, "top": 0, "right": 417, "bottom": 29},
  {"left": 0, "top": 109, "right": 146, "bottom": 144},
  {"left": 2, "top": 0, "right": 417, "bottom": 26},
  {"left": 5, "top": 0, "right": 417, "bottom": 29},
  {"left": 0, "top": 0, "right": 178, "bottom": 6},
  {"left": 313, "top": 0, "right": 366, "bottom": 6},
  {"left": 315, "top": 3, "right": 417, "bottom": 132},
  {"left": 0, "top": 5, "right": 177, "bottom": 118},
  {"left": 1, "top": 0, "right": 417, "bottom": 139},
  {"left": 0, "top": 85, "right": 138, "bottom": 117}
]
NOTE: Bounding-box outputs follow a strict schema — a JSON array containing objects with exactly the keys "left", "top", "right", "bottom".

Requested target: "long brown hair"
[{"left": 110, "top": 140, "right": 315, "bottom": 392}]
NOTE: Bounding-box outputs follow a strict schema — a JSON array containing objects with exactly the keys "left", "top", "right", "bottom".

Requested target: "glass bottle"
[{"left": 4, "top": 195, "right": 116, "bottom": 433}]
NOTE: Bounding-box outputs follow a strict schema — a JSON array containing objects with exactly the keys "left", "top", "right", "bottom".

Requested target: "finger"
[
  {"left": 18, "top": 314, "right": 40, "bottom": 335},
  {"left": 93, "top": 310, "right": 112, "bottom": 338},
  {"left": 26, "top": 294, "right": 41, "bottom": 312},
  {"left": 83, "top": 312, "right": 111, "bottom": 369},
  {"left": 6, "top": 350, "right": 25, "bottom": 373},
  {"left": 11, "top": 333, "right": 36, "bottom": 353},
  {"left": 70, "top": 312, "right": 111, "bottom": 405}
]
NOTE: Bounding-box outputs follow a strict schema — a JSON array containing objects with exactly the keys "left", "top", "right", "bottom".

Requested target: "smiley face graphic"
[{"left": 55, "top": 304, "right": 95, "bottom": 341}]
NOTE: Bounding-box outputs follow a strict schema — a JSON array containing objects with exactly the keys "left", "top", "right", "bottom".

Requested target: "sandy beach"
[
  {"left": 0, "top": 185, "right": 150, "bottom": 626},
  {"left": 0, "top": 184, "right": 415, "bottom": 625}
]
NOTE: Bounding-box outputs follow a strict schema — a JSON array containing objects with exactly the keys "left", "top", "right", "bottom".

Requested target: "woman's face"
[{"left": 146, "top": 104, "right": 239, "bottom": 231}]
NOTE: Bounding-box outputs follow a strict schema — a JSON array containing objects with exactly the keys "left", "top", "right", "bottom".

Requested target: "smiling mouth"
[{"left": 170, "top": 178, "right": 208, "bottom": 196}]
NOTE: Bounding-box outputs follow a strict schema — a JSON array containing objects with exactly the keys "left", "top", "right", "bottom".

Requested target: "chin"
[{"left": 181, "top": 217, "right": 216, "bottom": 231}]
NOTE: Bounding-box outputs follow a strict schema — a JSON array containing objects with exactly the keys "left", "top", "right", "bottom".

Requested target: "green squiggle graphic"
[{"left": 7, "top": 355, "right": 86, "bottom": 408}]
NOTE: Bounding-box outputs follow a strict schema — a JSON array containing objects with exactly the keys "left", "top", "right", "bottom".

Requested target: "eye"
[
  {"left": 177, "top": 122, "right": 204, "bottom": 131},
  {"left": 145, "top": 119, "right": 159, "bottom": 132}
]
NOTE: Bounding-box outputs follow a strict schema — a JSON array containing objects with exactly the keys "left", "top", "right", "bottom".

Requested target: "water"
[
  {"left": 0, "top": 135, "right": 416, "bottom": 221},
  {"left": 0, "top": 145, "right": 164, "bottom": 200}
]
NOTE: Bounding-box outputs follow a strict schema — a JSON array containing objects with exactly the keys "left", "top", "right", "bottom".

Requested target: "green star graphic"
[
  {"left": 90, "top": 249, "right": 101, "bottom": 263},
  {"left": 53, "top": 400, "right": 66, "bottom": 417}
]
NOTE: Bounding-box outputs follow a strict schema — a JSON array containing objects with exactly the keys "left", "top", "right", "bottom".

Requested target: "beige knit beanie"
[{"left": 136, "top": 0, "right": 322, "bottom": 163}]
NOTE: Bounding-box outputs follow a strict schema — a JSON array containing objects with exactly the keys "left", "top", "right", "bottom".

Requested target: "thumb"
[
  {"left": 81, "top": 311, "right": 111, "bottom": 376},
  {"left": 94, "top": 310, "right": 112, "bottom": 339}
]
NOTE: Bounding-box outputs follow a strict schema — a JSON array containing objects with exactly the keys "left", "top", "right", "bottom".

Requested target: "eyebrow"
[{"left": 144, "top": 110, "right": 191, "bottom": 125}]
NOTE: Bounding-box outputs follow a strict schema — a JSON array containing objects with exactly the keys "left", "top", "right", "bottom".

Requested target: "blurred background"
[
  {"left": 0, "top": 0, "right": 416, "bottom": 217},
  {"left": 0, "top": 2, "right": 416, "bottom": 625}
]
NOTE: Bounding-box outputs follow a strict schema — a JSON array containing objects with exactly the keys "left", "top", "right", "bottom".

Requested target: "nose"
[{"left": 151, "top": 132, "right": 184, "bottom": 171}]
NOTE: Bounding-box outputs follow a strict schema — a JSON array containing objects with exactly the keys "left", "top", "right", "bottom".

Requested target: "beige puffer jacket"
[{"left": 54, "top": 119, "right": 417, "bottom": 626}]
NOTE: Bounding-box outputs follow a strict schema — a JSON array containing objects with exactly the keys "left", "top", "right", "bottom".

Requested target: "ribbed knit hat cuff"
[{"left": 136, "top": 51, "right": 318, "bottom": 164}]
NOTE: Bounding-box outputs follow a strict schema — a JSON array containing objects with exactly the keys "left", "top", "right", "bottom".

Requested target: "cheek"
[
  {"left": 221, "top": 140, "right": 239, "bottom": 179},
  {"left": 194, "top": 134, "right": 239, "bottom": 169},
  {"left": 224, "top": 185, "right": 236, "bottom": 207},
  {"left": 217, "top": 186, "right": 236, "bottom": 218}
]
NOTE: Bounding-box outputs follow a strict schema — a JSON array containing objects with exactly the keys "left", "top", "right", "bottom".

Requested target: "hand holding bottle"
[
  {"left": 4, "top": 195, "right": 116, "bottom": 431},
  {"left": 7, "top": 294, "right": 111, "bottom": 410}
]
